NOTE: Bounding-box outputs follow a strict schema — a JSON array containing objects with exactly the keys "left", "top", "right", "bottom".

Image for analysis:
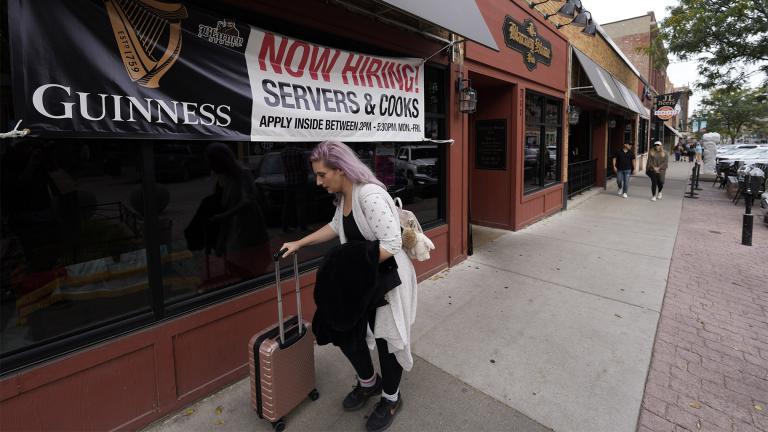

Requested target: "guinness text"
[{"left": 32, "top": 84, "right": 232, "bottom": 127}]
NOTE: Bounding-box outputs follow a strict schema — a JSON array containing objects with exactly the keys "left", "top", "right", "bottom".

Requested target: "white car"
[
  {"left": 395, "top": 145, "right": 439, "bottom": 185},
  {"left": 716, "top": 144, "right": 768, "bottom": 163}
]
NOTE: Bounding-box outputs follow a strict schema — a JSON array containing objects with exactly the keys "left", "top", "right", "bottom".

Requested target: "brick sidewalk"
[{"left": 638, "top": 183, "right": 768, "bottom": 432}]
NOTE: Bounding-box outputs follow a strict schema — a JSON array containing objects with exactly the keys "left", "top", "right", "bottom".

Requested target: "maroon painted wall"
[
  {"left": 593, "top": 119, "right": 608, "bottom": 187},
  {"left": 469, "top": 82, "right": 515, "bottom": 229},
  {"left": 468, "top": 0, "right": 569, "bottom": 94}
]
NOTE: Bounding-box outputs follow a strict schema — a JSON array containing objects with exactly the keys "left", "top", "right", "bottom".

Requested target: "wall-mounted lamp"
[
  {"left": 551, "top": 0, "right": 581, "bottom": 18},
  {"left": 533, "top": 0, "right": 597, "bottom": 37},
  {"left": 555, "top": 9, "right": 597, "bottom": 37},
  {"left": 571, "top": 10, "right": 591, "bottom": 26},
  {"left": 544, "top": 0, "right": 579, "bottom": 19},
  {"left": 608, "top": 119, "right": 617, "bottom": 128},
  {"left": 528, "top": 0, "right": 555, "bottom": 8},
  {"left": 457, "top": 76, "right": 477, "bottom": 114},
  {"left": 582, "top": 21, "right": 597, "bottom": 36}
]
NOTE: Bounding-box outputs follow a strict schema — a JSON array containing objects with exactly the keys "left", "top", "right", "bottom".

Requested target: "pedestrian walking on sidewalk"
[
  {"left": 687, "top": 142, "right": 695, "bottom": 163},
  {"left": 674, "top": 144, "right": 682, "bottom": 162},
  {"left": 694, "top": 141, "right": 703, "bottom": 164},
  {"left": 647, "top": 141, "right": 668, "bottom": 201},
  {"left": 280, "top": 140, "right": 416, "bottom": 432},
  {"left": 613, "top": 142, "right": 636, "bottom": 198}
]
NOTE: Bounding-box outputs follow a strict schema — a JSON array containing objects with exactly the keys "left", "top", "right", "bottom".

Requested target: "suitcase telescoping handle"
[{"left": 273, "top": 248, "right": 303, "bottom": 345}]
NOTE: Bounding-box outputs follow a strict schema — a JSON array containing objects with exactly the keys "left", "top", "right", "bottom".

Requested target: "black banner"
[{"left": 9, "top": 0, "right": 252, "bottom": 139}]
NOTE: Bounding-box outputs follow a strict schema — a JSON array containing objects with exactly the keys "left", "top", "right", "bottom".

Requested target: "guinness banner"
[{"left": 8, "top": 0, "right": 425, "bottom": 142}]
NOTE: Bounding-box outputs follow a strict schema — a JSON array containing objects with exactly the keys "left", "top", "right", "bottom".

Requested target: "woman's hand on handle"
[
  {"left": 278, "top": 224, "right": 339, "bottom": 259},
  {"left": 279, "top": 241, "right": 302, "bottom": 259}
]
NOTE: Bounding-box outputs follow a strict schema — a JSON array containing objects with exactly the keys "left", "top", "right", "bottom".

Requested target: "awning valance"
[
  {"left": 372, "top": 0, "right": 499, "bottom": 51},
  {"left": 615, "top": 79, "right": 649, "bottom": 119},
  {"left": 665, "top": 124, "right": 683, "bottom": 138},
  {"left": 572, "top": 48, "right": 645, "bottom": 117}
]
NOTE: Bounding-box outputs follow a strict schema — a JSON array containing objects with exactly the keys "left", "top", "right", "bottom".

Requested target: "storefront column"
[
  {"left": 593, "top": 118, "right": 608, "bottom": 187},
  {"left": 449, "top": 64, "right": 469, "bottom": 265}
]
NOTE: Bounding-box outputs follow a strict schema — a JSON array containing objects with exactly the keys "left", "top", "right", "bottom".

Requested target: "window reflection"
[
  {"left": 0, "top": 140, "right": 151, "bottom": 354},
  {"left": 524, "top": 129, "right": 541, "bottom": 189},
  {"left": 161, "top": 141, "right": 442, "bottom": 304},
  {"left": 524, "top": 92, "right": 562, "bottom": 193}
]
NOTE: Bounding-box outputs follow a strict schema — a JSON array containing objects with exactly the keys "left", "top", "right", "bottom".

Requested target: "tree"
[
  {"left": 699, "top": 85, "right": 768, "bottom": 143},
  {"left": 659, "top": 0, "right": 768, "bottom": 89}
]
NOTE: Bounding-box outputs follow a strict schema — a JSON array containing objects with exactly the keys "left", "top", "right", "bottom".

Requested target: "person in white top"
[{"left": 280, "top": 140, "right": 416, "bottom": 432}]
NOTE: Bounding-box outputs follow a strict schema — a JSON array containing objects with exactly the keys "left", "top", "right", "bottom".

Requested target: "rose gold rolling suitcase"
[{"left": 248, "top": 249, "right": 318, "bottom": 432}]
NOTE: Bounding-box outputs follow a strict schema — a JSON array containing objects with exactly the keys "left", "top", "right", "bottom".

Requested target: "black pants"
[
  {"left": 339, "top": 309, "right": 403, "bottom": 395},
  {"left": 649, "top": 171, "right": 664, "bottom": 195}
]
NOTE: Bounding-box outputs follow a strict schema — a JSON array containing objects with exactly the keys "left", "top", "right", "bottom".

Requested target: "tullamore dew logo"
[
  {"left": 503, "top": 16, "right": 552, "bottom": 71},
  {"left": 104, "top": 0, "right": 188, "bottom": 88},
  {"left": 198, "top": 19, "right": 244, "bottom": 48}
]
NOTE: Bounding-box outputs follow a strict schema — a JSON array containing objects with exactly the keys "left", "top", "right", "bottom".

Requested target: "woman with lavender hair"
[{"left": 280, "top": 140, "right": 416, "bottom": 432}]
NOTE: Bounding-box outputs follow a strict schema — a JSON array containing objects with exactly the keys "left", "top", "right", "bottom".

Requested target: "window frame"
[{"left": 523, "top": 90, "right": 563, "bottom": 195}]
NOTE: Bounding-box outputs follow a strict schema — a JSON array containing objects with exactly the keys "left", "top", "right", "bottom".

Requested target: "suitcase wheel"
[
  {"left": 271, "top": 418, "right": 286, "bottom": 432},
  {"left": 309, "top": 389, "right": 319, "bottom": 401}
]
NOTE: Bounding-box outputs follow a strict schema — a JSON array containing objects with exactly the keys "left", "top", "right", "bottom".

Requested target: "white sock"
[
  {"left": 382, "top": 389, "right": 399, "bottom": 402},
  {"left": 359, "top": 374, "right": 376, "bottom": 388}
]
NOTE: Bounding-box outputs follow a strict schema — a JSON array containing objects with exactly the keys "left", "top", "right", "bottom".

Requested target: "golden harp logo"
[{"left": 104, "top": 0, "right": 188, "bottom": 88}]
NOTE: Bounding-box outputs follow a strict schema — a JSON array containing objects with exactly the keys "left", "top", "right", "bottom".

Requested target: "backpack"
[{"left": 393, "top": 197, "right": 434, "bottom": 261}]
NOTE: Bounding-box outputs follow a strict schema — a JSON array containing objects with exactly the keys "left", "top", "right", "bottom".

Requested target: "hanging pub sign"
[
  {"left": 502, "top": 16, "right": 552, "bottom": 71},
  {"left": 654, "top": 92, "right": 682, "bottom": 121},
  {"left": 7, "top": 0, "right": 424, "bottom": 142}
]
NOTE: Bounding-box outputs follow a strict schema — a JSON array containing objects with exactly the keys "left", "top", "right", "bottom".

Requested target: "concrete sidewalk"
[{"left": 144, "top": 163, "right": 694, "bottom": 432}]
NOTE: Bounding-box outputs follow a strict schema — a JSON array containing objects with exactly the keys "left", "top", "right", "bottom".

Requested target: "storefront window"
[
  {"left": 0, "top": 140, "right": 152, "bottom": 357},
  {"left": 624, "top": 122, "right": 634, "bottom": 146},
  {"left": 639, "top": 119, "right": 649, "bottom": 154},
  {"left": 0, "top": 67, "right": 447, "bottom": 372},
  {"left": 161, "top": 139, "right": 443, "bottom": 305},
  {"left": 524, "top": 91, "right": 562, "bottom": 193}
]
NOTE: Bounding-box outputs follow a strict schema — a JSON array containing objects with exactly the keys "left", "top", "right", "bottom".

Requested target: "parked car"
[
  {"left": 395, "top": 145, "right": 438, "bottom": 186},
  {"left": 717, "top": 144, "right": 768, "bottom": 164},
  {"left": 547, "top": 145, "right": 557, "bottom": 161},
  {"left": 155, "top": 142, "right": 209, "bottom": 182}
]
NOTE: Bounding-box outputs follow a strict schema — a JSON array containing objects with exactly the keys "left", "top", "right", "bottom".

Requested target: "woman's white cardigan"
[{"left": 328, "top": 183, "right": 418, "bottom": 371}]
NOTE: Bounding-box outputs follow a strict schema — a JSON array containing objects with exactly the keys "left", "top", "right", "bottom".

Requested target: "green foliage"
[
  {"left": 658, "top": 0, "right": 768, "bottom": 89},
  {"left": 699, "top": 84, "right": 768, "bottom": 143}
]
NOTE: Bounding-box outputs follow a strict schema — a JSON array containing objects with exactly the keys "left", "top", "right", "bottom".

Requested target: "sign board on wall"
[
  {"left": 654, "top": 92, "right": 682, "bottom": 121},
  {"left": 502, "top": 16, "right": 552, "bottom": 71},
  {"left": 475, "top": 119, "right": 507, "bottom": 170},
  {"left": 8, "top": 0, "right": 424, "bottom": 142}
]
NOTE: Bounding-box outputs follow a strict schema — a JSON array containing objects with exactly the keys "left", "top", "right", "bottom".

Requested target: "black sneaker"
[
  {"left": 342, "top": 374, "right": 382, "bottom": 411},
  {"left": 365, "top": 395, "right": 402, "bottom": 432}
]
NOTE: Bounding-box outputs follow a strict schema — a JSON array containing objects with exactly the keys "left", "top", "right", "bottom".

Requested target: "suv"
[{"left": 395, "top": 145, "right": 438, "bottom": 186}]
